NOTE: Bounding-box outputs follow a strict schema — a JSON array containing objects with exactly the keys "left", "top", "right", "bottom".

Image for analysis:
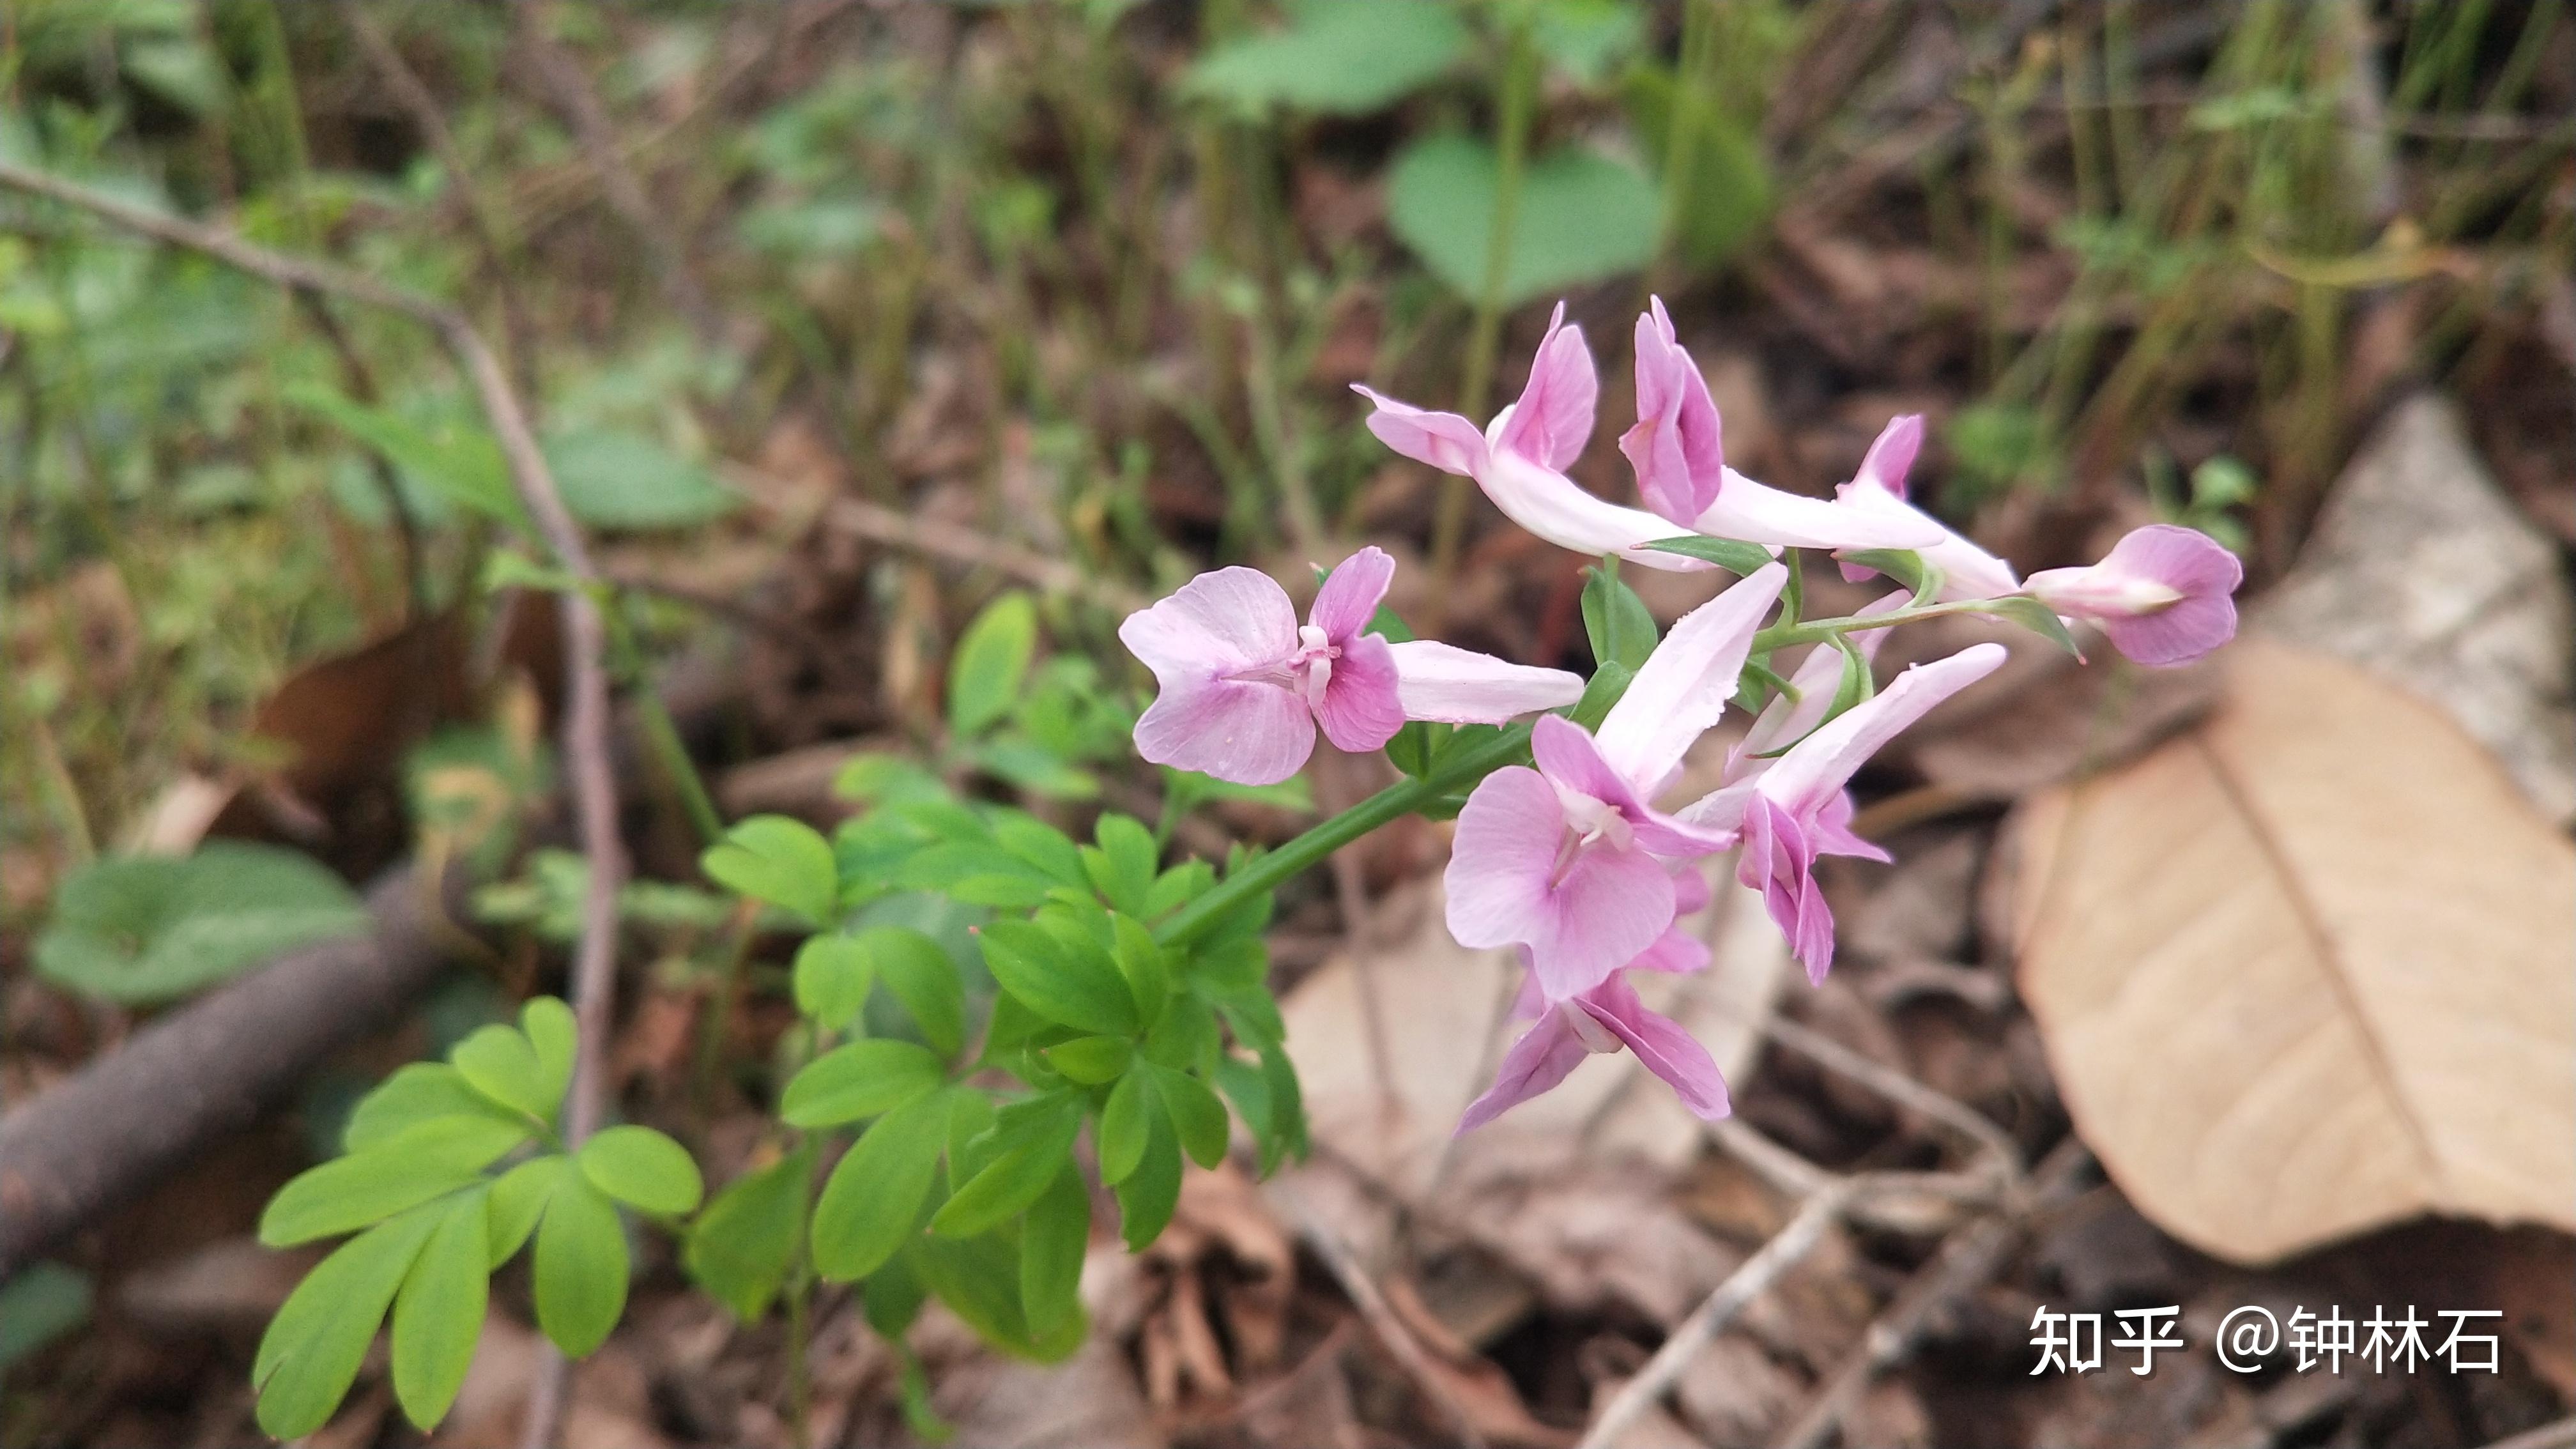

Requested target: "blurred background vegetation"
[
  {"left": 3, "top": 0, "right": 2570, "bottom": 1031},
  {"left": 2, "top": 1, "right": 2572, "bottom": 1439}
]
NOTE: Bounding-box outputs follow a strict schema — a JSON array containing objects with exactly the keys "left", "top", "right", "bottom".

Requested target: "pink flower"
[
  {"left": 1457, "top": 960, "right": 1731, "bottom": 1131},
  {"left": 1445, "top": 565, "right": 1786, "bottom": 1002},
  {"left": 1621, "top": 299, "right": 1942, "bottom": 551},
  {"left": 1354, "top": 303, "right": 1734, "bottom": 572},
  {"left": 1723, "top": 588, "right": 1908, "bottom": 781},
  {"left": 1832, "top": 415, "right": 2023, "bottom": 600},
  {"left": 1680, "top": 643, "right": 2008, "bottom": 982},
  {"left": 2023, "top": 525, "right": 2241, "bottom": 667},
  {"left": 1121, "top": 547, "right": 1582, "bottom": 786}
]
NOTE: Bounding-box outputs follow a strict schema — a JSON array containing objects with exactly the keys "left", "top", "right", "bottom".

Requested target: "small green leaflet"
[
  {"left": 1643, "top": 535, "right": 1775, "bottom": 575},
  {"left": 977, "top": 917, "right": 1138, "bottom": 1037},
  {"left": 1183, "top": 0, "right": 1466, "bottom": 116},
  {"left": 949, "top": 592, "right": 1039, "bottom": 739},
  {"left": 810, "top": 1091, "right": 949, "bottom": 1282},
  {"left": 254, "top": 1206, "right": 443, "bottom": 1439},
  {"left": 684, "top": 1148, "right": 811, "bottom": 1322},
  {"left": 781, "top": 1039, "right": 947, "bottom": 1127},
  {"left": 702, "top": 814, "right": 839, "bottom": 926},
  {"left": 532, "top": 1175, "right": 628, "bottom": 1358},
  {"left": 388, "top": 1190, "right": 490, "bottom": 1430},
  {"left": 1979, "top": 595, "right": 2085, "bottom": 656},
  {"left": 1579, "top": 562, "right": 1658, "bottom": 671},
  {"left": 1387, "top": 135, "right": 1660, "bottom": 307},
  {"left": 576, "top": 1126, "right": 704, "bottom": 1217},
  {"left": 1020, "top": 1166, "right": 1089, "bottom": 1337}
]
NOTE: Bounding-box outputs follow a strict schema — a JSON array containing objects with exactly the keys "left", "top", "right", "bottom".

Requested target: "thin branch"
[
  {"left": 1579, "top": 1183, "right": 1857, "bottom": 1449},
  {"left": 1764, "top": 1013, "right": 2026, "bottom": 1194},
  {"left": 1276, "top": 1186, "right": 1493, "bottom": 1449},
  {"left": 509, "top": 0, "right": 721, "bottom": 344},
  {"left": 334, "top": 0, "right": 542, "bottom": 402},
  {"left": 0, "top": 158, "right": 626, "bottom": 1449},
  {"left": 724, "top": 463, "right": 1151, "bottom": 613}
]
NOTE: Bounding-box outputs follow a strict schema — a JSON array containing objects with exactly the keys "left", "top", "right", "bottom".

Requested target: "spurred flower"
[
  {"left": 1457, "top": 959, "right": 1730, "bottom": 1131},
  {"left": 2023, "top": 524, "right": 2241, "bottom": 667},
  {"left": 1445, "top": 565, "right": 1785, "bottom": 1001},
  {"left": 1621, "top": 298, "right": 1942, "bottom": 551},
  {"left": 1680, "top": 643, "right": 2008, "bottom": 981},
  {"left": 1831, "top": 415, "right": 2023, "bottom": 601},
  {"left": 1354, "top": 304, "right": 1734, "bottom": 572},
  {"left": 1121, "top": 546, "right": 1581, "bottom": 786}
]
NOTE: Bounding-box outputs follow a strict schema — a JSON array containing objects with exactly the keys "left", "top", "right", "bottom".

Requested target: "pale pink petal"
[
  {"left": 1478, "top": 450, "right": 1716, "bottom": 573},
  {"left": 1855, "top": 414, "right": 1924, "bottom": 499},
  {"left": 1580, "top": 976, "right": 1730, "bottom": 1120},
  {"left": 2025, "top": 525, "right": 2241, "bottom": 668},
  {"left": 1670, "top": 776, "right": 1755, "bottom": 834},
  {"left": 1671, "top": 861, "right": 1710, "bottom": 917},
  {"left": 1808, "top": 789, "right": 1889, "bottom": 863},
  {"left": 1387, "top": 640, "right": 1584, "bottom": 723},
  {"left": 1596, "top": 563, "right": 1785, "bottom": 792},
  {"left": 1310, "top": 544, "right": 1397, "bottom": 643},
  {"left": 1618, "top": 297, "right": 1725, "bottom": 526},
  {"left": 1830, "top": 482, "right": 2022, "bottom": 598},
  {"left": 1133, "top": 678, "right": 1316, "bottom": 786},
  {"left": 1455, "top": 1009, "right": 1590, "bottom": 1133},
  {"left": 1492, "top": 302, "right": 1598, "bottom": 471},
  {"left": 1528, "top": 841, "right": 1676, "bottom": 1000},
  {"left": 1531, "top": 716, "right": 1734, "bottom": 859},
  {"left": 1730, "top": 590, "right": 1908, "bottom": 771},
  {"left": 1118, "top": 567, "right": 1301, "bottom": 677},
  {"left": 1445, "top": 768, "right": 1570, "bottom": 953},
  {"left": 1696, "top": 470, "right": 1945, "bottom": 550},
  {"left": 2099, "top": 593, "right": 2237, "bottom": 668},
  {"left": 1353, "top": 385, "right": 1490, "bottom": 477},
  {"left": 1738, "top": 797, "right": 1837, "bottom": 981},
  {"left": 1315, "top": 631, "right": 1404, "bottom": 753},
  {"left": 1628, "top": 923, "right": 1710, "bottom": 976},
  {"left": 1757, "top": 643, "right": 2009, "bottom": 818}
]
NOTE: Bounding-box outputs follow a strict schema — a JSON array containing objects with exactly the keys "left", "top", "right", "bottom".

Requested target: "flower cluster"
[{"left": 1124, "top": 300, "right": 2242, "bottom": 1132}]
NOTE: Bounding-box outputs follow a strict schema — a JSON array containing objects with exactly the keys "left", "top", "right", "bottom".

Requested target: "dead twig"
[
  {"left": 1772, "top": 1139, "right": 2096, "bottom": 1449},
  {"left": 1764, "top": 1013, "right": 2027, "bottom": 1195},
  {"left": 726, "top": 463, "right": 1150, "bottom": 613},
  {"left": 509, "top": 0, "right": 723, "bottom": 344},
  {"left": 1276, "top": 1186, "right": 1493, "bottom": 1449},
  {"left": 1579, "top": 1182, "right": 1857, "bottom": 1449},
  {"left": 0, "top": 158, "right": 627, "bottom": 1449},
  {"left": 333, "top": 0, "right": 541, "bottom": 401}
]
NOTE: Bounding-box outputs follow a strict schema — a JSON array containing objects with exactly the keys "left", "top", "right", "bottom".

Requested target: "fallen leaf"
[
  {"left": 2007, "top": 638, "right": 2576, "bottom": 1263},
  {"left": 2257, "top": 394, "right": 2576, "bottom": 823}
]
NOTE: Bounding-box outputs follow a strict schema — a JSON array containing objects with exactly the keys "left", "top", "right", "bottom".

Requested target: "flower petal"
[
  {"left": 1315, "top": 631, "right": 1405, "bottom": 753},
  {"left": 1628, "top": 922, "right": 1710, "bottom": 976},
  {"left": 1311, "top": 544, "right": 1397, "bottom": 643},
  {"left": 1445, "top": 767, "right": 1570, "bottom": 952},
  {"left": 1492, "top": 302, "right": 1598, "bottom": 471},
  {"left": 1695, "top": 470, "right": 1945, "bottom": 550},
  {"left": 1529, "top": 839, "right": 1678, "bottom": 1000},
  {"left": 2101, "top": 592, "right": 2238, "bottom": 668},
  {"left": 1133, "top": 677, "right": 1317, "bottom": 786},
  {"left": 1118, "top": 566, "right": 1301, "bottom": 678},
  {"left": 1596, "top": 563, "right": 1786, "bottom": 792},
  {"left": 1738, "top": 796, "right": 1838, "bottom": 981},
  {"left": 1353, "top": 385, "right": 1491, "bottom": 477},
  {"left": 1579, "top": 976, "right": 1730, "bottom": 1120},
  {"left": 2025, "top": 525, "right": 2241, "bottom": 668},
  {"left": 1533, "top": 716, "right": 1737, "bottom": 858},
  {"left": 1757, "top": 643, "right": 2009, "bottom": 817},
  {"left": 1387, "top": 640, "right": 1584, "bottom": 723},
  {"left": 1829, "top": 483, "right": 2023, "bottom": 599},
  {"left": 1855, "top": 414, "right": 1923, "bottom": 499},
  {"left": 1618, "top": 297, "right": 1726, "bottom": 526},
  {"left": 1478, "top": 450, "right": 1716, "bottom": 572},
  {"left": 1455, "top": 1009, "right": 1590, "bottom": 1134}
]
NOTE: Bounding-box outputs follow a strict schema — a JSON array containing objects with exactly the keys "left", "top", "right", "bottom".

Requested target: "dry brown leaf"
[{"left": 2007, "top": 638, "right": 2576, "bottom": 1263}]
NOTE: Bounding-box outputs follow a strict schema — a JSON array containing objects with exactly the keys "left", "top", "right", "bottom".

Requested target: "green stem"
[
  {"left": 605, "top": 595, "right": 726, "bottom": 846},
  {"left": 785, "top": 1262, "right": 813, "bottom": 1449},
  {"left": 1429, "top": 22, "right": 1538, "bottom": 590},
  {"left": 1153, "top": 724, "right": 1533, "bottom": 948}
]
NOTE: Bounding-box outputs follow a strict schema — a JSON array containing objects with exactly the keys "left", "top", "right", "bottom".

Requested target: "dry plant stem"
[
  {"left": 334, "top": 0, "right": 541, "bottom": 401},
  {"left": 1764, "top": 1014, "right": 2026, "bottom": 1193},
  {"left": 727, "top": 464, "right": 1150, "bottom": 613},
  {"left": 1577, "top": 1183, "right": 1857, "bottom": 1449},
  {"left": 0, "top": 159, "right": 628, "bottom": 1449},
  {"left": 509, "top": 0, "right": 722, "bottom": 344},
  {"left": 1278, "top": 1187, "right": 1493, "bottom": 1449},
  {"left": 1773, "top": 1140, "right": 2095, "bottom": 1449}
]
